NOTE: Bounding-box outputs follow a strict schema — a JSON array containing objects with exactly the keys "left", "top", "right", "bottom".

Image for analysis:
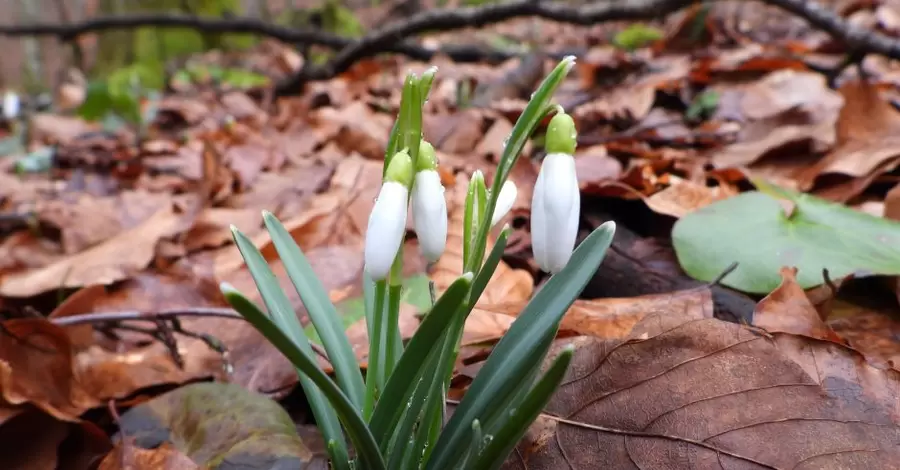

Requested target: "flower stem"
[
  {"left": 364, "top": 278, "right": 388, "bottom": 420},
  {"left": 385, "top": 252, "right": 404, "bottom": 378}
]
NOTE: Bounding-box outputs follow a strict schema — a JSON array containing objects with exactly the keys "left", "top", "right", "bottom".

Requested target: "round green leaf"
[
  {"left": 673, "top": 186, "right": 900, "bottom": 294},
  {"left": 116, "top": 382, "right": 324, "bottom": 469}
]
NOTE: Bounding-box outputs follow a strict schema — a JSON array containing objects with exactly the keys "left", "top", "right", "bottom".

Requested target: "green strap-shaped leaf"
[
  {"left": 471, "top": 346, "right": 575, "bottom": 470},
  {"left": 221, "top": 284, "right": 385, "bottom": 470},
  {"left": 468, "top": 226, "right": 511, "bottom": 309},
  {"left": 262, "top": 212, "right": 366, "bottom": 411},
  {"left": 425, "top": 222, "right": 615, "bottom": 470},
  {"left": 368, "top": 273, "right": 473, "bottom": 448},
  {"left": 228, "top": 227, "right": 382, "bottom": 470}
]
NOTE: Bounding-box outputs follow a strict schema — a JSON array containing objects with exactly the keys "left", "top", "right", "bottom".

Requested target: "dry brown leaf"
[
  {"left": 481, "top": 286, "right": 714, "bottom": 340},
  {"left": 183, "top": 208, "right": 261, "bottom": 252},
  {"left": 316, "top": 101, "right": 392, "bottom": 160},
  {"left": 1, "top": 202, "right": 187, "bottom": 298},
  {"left": 0, "top": 319, "right": 99, "bottom": 421},
  {"left": 754, "top": 267, "right": 848, "bottom": 344},
  {"left": 36, "top": 190, "right": 172, "bottom": 254},
  {"left": 431, "top": 176, "right": 533, "bottom": 346},
  {"left": 98, "top": 441, "right": 198, "bottom": 470},
  {"left": 644, "top": 176, "right": 737, "bottom": 218},
  {"left": 475, "top": 117, "right": 514, "bottom": 161},
  {"left": 574, "top": 83, "right": 656, "bottom": 123},
  {"left": 0, "top": 411, "right": 111, "bottom": 470},
  {"left": 574, "top": 145, "right": 622, "bottom": 189},
  {"left": 796, "top": 80, "right": 900, "bottom": 187},
  {"left": 424, "top": 109, "right": 486, "bottom": 154},
  {"left": 711, "top": 70, "right": 842, "bottom": 168},
  {"left": 505, "top": 310, "right": 900, "bottom": 469}
]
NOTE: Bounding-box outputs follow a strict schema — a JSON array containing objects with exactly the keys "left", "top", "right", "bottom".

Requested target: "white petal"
[
  {"left": 532, "top": 153, "right": 579, "bottom": 273},
  {"left": 491, "top": 181, "right": 517, "bottom": 228},
  {"left": 3, "top": 92, "right": 19, "bottom": 119},
  {"left": 531, "top": 163, "right": 548, "bottom": 270},
  {"left": 412, "top": 170, "right": 447, "bottom": 262},
  {"left": 364, "top": 181, "right": 409, "bottom": 280}
]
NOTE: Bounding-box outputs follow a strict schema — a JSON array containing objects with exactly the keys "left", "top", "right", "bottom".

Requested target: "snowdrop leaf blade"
[
  {"left": 226, "top": 231, "right": 352, "bottom": 468},
  {"left": 426, "top": 221, "right": 614, "bottom": 470},
  {"left": 220, "top": 284, "right": 384, "bottom": 470},
  {"left": 471, "top": 346, "right": 574, "bottom": 470},
  {"left": 263, "top": 211, "right": 366, "bottom": 410},
  {"left": 369, "top": 273, "right": 472, "bottom": 449}
]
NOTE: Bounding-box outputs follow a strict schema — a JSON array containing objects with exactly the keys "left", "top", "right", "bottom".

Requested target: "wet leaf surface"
[{"left": 114, "top": 382, "right": 325, "bottom": 470}]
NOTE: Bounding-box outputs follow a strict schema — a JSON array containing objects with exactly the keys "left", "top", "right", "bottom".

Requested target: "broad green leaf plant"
[{"left": 221, "top": 57, "right": 616, "bottom": 470}]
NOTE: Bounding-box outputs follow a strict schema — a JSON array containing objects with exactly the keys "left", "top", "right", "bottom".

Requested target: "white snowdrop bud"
[
  {"left": 411, "top": 141, "right": 447, "bottom": 262},
  {"left": 3, "top": 91, "right": 20, "bottom": 120},
  {"left": 365, "top": 150, "right": 413, "bottom": 280},
  {"left": 531, "top": 112, "right": 579, "bottom": 274}
]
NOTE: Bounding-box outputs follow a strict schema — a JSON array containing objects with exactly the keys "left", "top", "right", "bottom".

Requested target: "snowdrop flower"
[
  {"left": 3, "top": 91, "right": 19, "bottom": 120},
  {"left": 365, "top": 150, "right": 413, "bottom": 280},
  {"left": 531, "top": 111, "right": 579, "bottom": 274},
  {"left": 490, "top": 180, "right": 517, "bottom": 228},
  {"left": 412, "top": 141, "right": 447, "bottom": 262}
]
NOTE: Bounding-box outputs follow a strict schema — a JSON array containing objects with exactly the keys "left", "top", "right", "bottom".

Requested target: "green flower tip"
[
  {"left": 416, "top": 140, "right": 438, "bottom": 172},
  {"left": 385, "top": 149, "right": 414, "bottom": 187},
  {"left": 546, "top": 111, "right": 577, "bottom": 155}
]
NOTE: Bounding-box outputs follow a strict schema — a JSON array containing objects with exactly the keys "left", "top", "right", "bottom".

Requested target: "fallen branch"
[
  {"left": 2, "top": 0, "right": 898, "bottom": 96},
  {"left": 0, "top": 13, "right": 521, "bottom": 68}
]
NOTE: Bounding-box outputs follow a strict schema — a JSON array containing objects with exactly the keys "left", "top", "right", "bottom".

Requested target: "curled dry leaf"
[
  {"left": 711, "top": 70, "right": 842, "bottom": 169},
  {"left": 505, "top": 310, "right": 900, "bottom": 469},
  {"left": 795, "top": 80, "right": 900, "bottom": 188},
  {"left": 754, "top": 266, "right": 847, "bottom": 344},
  {"left": 0, "top": 319, "right": 99, "bottom": 422},
  {"left": 644, "top": 176, "right": 738, "bottom": 218},
  {"left": 431, "top": 176, "right": 533, "bottom": 346}
]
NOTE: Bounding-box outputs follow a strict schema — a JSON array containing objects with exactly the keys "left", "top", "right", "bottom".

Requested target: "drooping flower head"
[
  {"left": 531, "top": 110, "right": 579, "bottom": 274},
  {"left": 365, "top": 149, "right": 413, "bottom": 280},
  {"left": 411, "top": 140, "right": 448, "bottom": 262}
]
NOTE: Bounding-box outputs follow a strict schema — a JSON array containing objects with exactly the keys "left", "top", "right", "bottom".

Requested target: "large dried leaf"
[
  {"left": 480, "top": 285, "right": 714, "bottom": 340},
  {"left": 796, "top": 80, "right": 900, "bottom": 187},
  {"left": 711, "top": 70, "right": 842, "bottom": 169},
  {"left": 505, "top": 311, "right": 900, "bottom": 469},
  {"left": 0, "top": 203, "right": 187, "bottom": 297},
  {"left": 0, "top": 319, "right": 99, "bottom": 422}
]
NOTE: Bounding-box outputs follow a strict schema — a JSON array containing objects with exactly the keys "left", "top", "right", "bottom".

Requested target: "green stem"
[
  {"left": 386, "top": 283, "right": 403, "bottom": 376},
  {"left": 385, "top": 251, "right": 404, "bottom": 379},
  {"left": 364, "top": 279, "right": 388, "bottom": 420}
]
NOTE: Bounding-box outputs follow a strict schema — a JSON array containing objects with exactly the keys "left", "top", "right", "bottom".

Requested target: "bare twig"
[
  {"left": 49, "top": 306, "right": 242, "bottom": 326},
  {"left": 0, "top": 13, "right": 519, "bottom": 70},
  {"left": 2, "top": 0, "right": 899, "bottom": 97}
]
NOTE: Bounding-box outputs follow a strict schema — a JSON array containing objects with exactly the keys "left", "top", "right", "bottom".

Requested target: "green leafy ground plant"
[{"left": 223, "top": 57, "right": 615, "bottom": 470}]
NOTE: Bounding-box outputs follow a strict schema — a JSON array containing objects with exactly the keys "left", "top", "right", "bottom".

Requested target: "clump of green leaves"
[{"left": 223, "top": 58, "right": 615, "bottom": 470}]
